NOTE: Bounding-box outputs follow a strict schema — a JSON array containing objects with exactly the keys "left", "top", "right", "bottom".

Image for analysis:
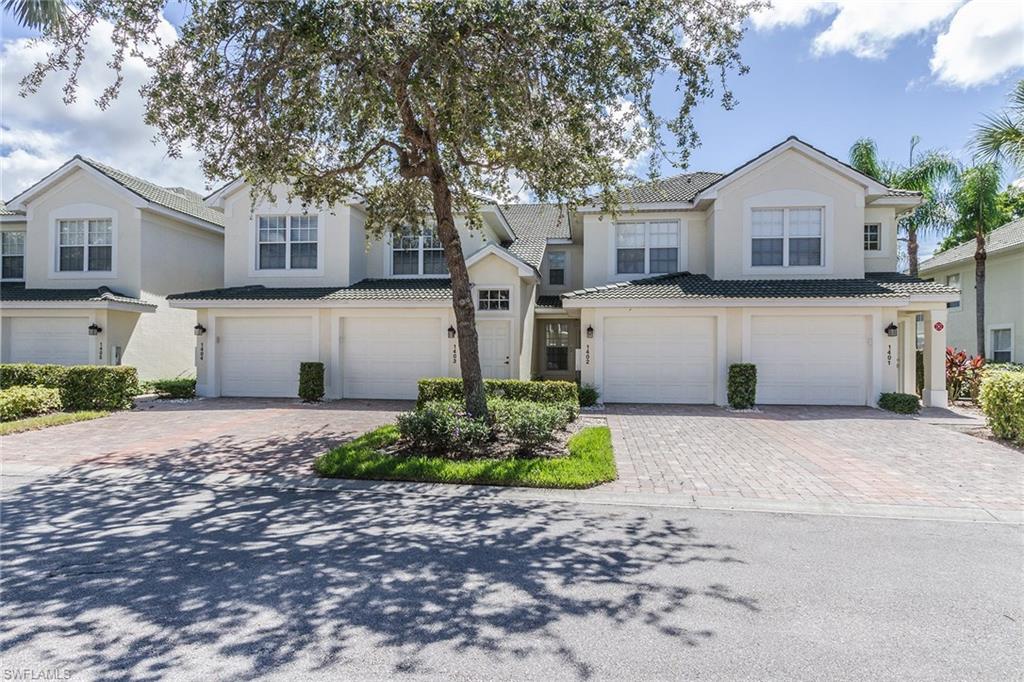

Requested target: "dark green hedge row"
[
  {"left": 727, "top": 363, "right": 757, "bottom": 409},
  {"left": 417, "top": 377, "right": 578, "bottom": 407},
  {"left": 0, "top": 363, "right": 138, "bottom": 411},
  {"left": 147, "top": 378, "right": 196, "bottom": 399},
  {"left": 878, "top": 392, "right": 920, "bottom": 414}
]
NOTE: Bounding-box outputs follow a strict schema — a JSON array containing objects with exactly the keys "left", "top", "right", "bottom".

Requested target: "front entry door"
[{"left": 478, "top": 319, "right": 512, "bottom": 379}]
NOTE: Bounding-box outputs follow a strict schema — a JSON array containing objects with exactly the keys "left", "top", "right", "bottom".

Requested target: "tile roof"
[
  {"left": 168, "top": 278, "right": 454, "bottom": 301},
  {"left": 79, "top": 157, "right": 225, "bottom": 228},
  {"left": 919, "top": 218, "right": 1024, "bottom": 272},
  {"left": 536, "top": 295, "right": 563, "bottom": 309},
  {"left": 610, "top": 171, "right": 723, "bottom": 204},
  {"left": 0, "top": 282, "right": 154, "bottom": 306},
  {"left": 561, "top": 272, "right": 959, "bottom": 301},
  {"left": 0, "top": 201, "right": 24, "bottom": 216},
  {"left": 881, "top": 188, "right": 922, "bottom": 197},
  {"left": 500, "top": 203, "right": 570, "bottom": 268}
]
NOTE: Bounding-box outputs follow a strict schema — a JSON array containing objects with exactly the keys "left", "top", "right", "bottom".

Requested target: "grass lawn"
[
  {"left": 0, "top": 411, "right": 110, "bottom": 436},
  {"left": 314, "top": 425, "right": 617, "bottom": 489}
]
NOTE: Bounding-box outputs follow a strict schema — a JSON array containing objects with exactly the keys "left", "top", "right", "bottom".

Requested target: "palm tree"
[
  {"left": 974, "top": 79, "right": 1024, "bottom": 169},
  {"left": 951, "top": 163, "right": 1002, "bottom": 357},
  {"left": 848, "top": 137, "right": 957, "bottom": 277},
  {"left": 3, "top": 0, "right": 65, "bottom": 30}
]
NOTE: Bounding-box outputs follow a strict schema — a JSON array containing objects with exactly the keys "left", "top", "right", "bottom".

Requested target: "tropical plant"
[
  {"left": 13, "top": 0, "right": 763, "bottom": 418},
  {"left": 938, "top": 183, "right": 1023, "bottom": 251},
  {"left": 973, "top": 79, "right": 1024, "bottom": 169},
  {"left": 2, "top": 0, "right": 65, "bottom": 30},
  {"left": 945, "top": 346, "right": 985, "bottom": 404},
  {"left": 848, "top": 137, "right": 957, "bottom": 276},
  {"left": 950, "top": 163, "right": 1003, "bottom": 357}
]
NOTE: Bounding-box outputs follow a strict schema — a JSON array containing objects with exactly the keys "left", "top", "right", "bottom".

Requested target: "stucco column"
[
  {"left": 578, "top": 308, "right": 596, "bottom": 389},
  {"left": 922, "top": 308, "right": 948, "bottom": 407},
  {"left": 898, "top": 315, "right": 917, "bottom": 395}
]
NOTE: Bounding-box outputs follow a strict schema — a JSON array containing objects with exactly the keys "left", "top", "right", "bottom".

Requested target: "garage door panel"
[
  {"left": 342, "top": 317, "right": 443, "bottom": 399},
  {"left": 219, "top": 317, "right": 314, "bottom": 397},
  {"left": 8, "top": 317, "right": 90, "bottom": 365}
]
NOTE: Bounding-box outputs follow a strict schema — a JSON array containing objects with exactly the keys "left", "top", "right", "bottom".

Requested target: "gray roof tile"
[
  {"left": 168, "top": 278, "right": 453, "bottom": 301},
  {"left": 919, "top": 218, "right": 1024, "bottom": 272},
  {"left": 1, "top": 282, "right": 154, "bottom": 306},
  {"left": 611, "top": 172, "right": 723, "bottom": 204},
  {"left": 536, "top": 295, "right": 563, "bottom": 309},
  {"left": 500, "top": 203, "right": 570, "bottom": 268}
]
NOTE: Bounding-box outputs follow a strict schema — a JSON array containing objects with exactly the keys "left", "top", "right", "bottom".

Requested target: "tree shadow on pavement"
[{"left": 0, "top": 476, "right": 759, "bottom": 680}]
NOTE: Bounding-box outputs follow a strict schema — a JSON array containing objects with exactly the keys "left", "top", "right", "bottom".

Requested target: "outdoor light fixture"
[
  {"left": 194, "top": 323, "right": 207, "bottom": 336},
  {"left": 87, "top": 323, "right": 103, "bottom": 336},
  {"left": 586, "top": 325, "right": 594, "bottom": 338},
  {"left": 448, "top": 325, "right": 457, "bottom": 338},
  {"left": 884, "top": 323, "right": 898, "bottom": 337}
]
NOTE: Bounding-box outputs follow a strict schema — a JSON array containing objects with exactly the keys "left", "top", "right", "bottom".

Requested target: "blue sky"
[{"left": 2, "top": 1, "right": 1022, "bottom": 256}]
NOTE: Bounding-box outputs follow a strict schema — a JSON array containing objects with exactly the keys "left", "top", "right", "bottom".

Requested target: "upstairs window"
[
  {"left": 548, "top": 251, "right": 566, "bottom": 285},
  {"left": 864, "top": 223, "right": 881, "bottom": 251},
  {"left": 946, "top": 273, "right": 961, "bottom": 309},
  {"left": 58, "top": 219, "right": 112, "bottom": 272},
  {"left": 478, "top": 288, "right": 510, "bottom": 311},
  {"left": 257, "top": 215, "right": 318, "bottom": 270},
  {"left": 1, "top": 231, "right": 25, "bottom": 280},
  {"left": 615, "top": 221, "right": 679, "bottom": 275},
  {"left": 751, "top": 207, "right": 822, "bottom": 267},
  {"left": 991, "top": 328, "right": 1013, "bottom": 363},
  {"left": 392, "top": 226, "right": 447, "bottom": 276}
]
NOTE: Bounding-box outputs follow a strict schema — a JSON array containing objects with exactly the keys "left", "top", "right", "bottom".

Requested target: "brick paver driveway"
[
  {"left": 602, "top": 404, "right": 1022, "bottom": 513},
  {"left": 3, "top": 398, "right": 406, "bottom": 479}
]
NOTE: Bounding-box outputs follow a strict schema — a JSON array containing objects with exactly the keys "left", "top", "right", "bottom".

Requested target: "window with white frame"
[
  {"left": 392, "top": 225, "right": 446, "bottom": 276},
  {"left": 615, "top": 221, "right": 679, "bottom": 275},
  {"left": 1, "top": 231, "right": 25, "bottom": 280},
  {"left": 946, "top": 273, "right": 961, "bottom": 309},
  {"left": 751, "top": 207, "right": 823, "bottom": 267},
  {"left": 57, "top": 218, "right": 112, "bottom": 272},
  {"left": 548, "top": 251, "right": 566, "bottom": 285},
  {"left": 257, "top": 215, "right": 318, "bottom": 270},
  {"left": 864, "top": 223, "right": 880, "bottom": 251},
  {"left": 545, "top": 322, "right": 570, "bottom": 371},
  {"left": 478, "top": 288, "right": 510, "bottom": 311},
  {"left": 991, "top": 328, "right": 1013, "bottom": 363}
]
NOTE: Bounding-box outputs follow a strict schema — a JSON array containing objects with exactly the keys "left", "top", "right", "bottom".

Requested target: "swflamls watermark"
[{"left": 2, "top": 670, "right": 74, "bottom": 681}]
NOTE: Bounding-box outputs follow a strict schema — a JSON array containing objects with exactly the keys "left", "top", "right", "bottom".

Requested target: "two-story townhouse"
[
  {"left": 918, "top": 218, "right": 1024, "bottom": 364},
  {"left": 0, "top": 157, "right": 225, "bottom": 379},
  {"left": 170, "top": 136, "right": 958, "bottom": 406}
]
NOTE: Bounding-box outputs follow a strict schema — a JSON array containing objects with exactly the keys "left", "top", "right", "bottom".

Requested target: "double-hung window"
[
  {"left": 864, "top": 223, "right": 881, "bottom": 251},
  {"left": 57, "top": 218, "right": 112, "bottom": 272},
  {"left": 548, "top": 251, "right": 566, "bottom": 285},
  {"left": 751, "top": 207, "right": 822, "bottom": 267},
  {"left": 545, "top": 322, "right": 570, "bottom": 371},
  {"left": 1, "top": 231, "right": 25, "bottom": 280},
  {"left": 991, "top": 328, "right": 1013, "bottom": 363},
  {"left": 478, "top": 288, "right": 510, "bottom": 311},
  {"left": 946, "top": 273, "right": 961, "bottom": 309},
  {"left": 615, "top": 221, "right": 679, "bottom": 275},
  {"left": 257, "top": 215, "right": 318, "bottom": 270},
  {"left": 392, "top": 226, "right": 447, "bottom": 276}
]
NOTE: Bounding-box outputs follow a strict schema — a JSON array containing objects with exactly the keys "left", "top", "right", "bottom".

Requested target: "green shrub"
[
  {"left": 915, "top": 350, "right": 924, "bottom": 397},
  {"left": 417, "top": 377, "right": 578, "bottom": 407},
  {"left": 1, "top": 363, "right": 68, "bottom": 389},
  {"left": 878, "top": 392, "right": 921, "bottom": 414},
  {"left": 0, "top": 386, "right": 62, "bottom": 421},
  {"left": 396, "top": 401, "right": 491, "bottom": 452},
  {"left": 979, "top": 371, "right": 1024, "bottom": 445},
  {"left": 148, "top": 378, "right": 196, "bottom": 399},
  {"left": 727, "top": 363, "right": 757, "bottom": 409},
  {"left": 298, "top": 362, "right": 325, "bottom": 402},
  {"left": 984, "top": 363, "right": 1024, "bottom": 376},
  {"left": 490, "top": 399, "right": 574, "bottom": 450},
  {"left": 579, "top": 384, "right": 600, "bottom": 407},
  {"left": 0, "top": 363, "right": 138, "bottom": 410}
]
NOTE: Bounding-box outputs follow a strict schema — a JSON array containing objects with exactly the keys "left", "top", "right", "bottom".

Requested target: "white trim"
[
  {"left": 863, "top": 223, "right": 882, "bottom": 253},
  {"left": 9, "top": 158, "right": 147, "bottom": 211},
  {"left": 742, "top": 192, "right": 832, "bottom": 275},
  {"left": 48, "top": 205, "right": 119, "bottom": 279},
  {"left": 546, "top": 249, "right": 569, "bottom": 287},
  {"left": 867, "top": 196, "right": 923, "bottom": 207},
  {"left": 475, "top": 286, "right": 513, "bottom": 313},
  {"left": 0, "top": 228, "right": 26, "bottom": 282},
  {"left": 987, "top": 323, "right": 1015, "bottom": 363},
  {"left": 169, "top": 298, "right": 453, "bottom": 309},
  {"left": 464, "top": 242, "right": 537, "bottom": 278},
  {"left": 0, "top": 300, "right": 155, "bottom": 313},
  {"left": 248, "top": 212, "right": 325, "bottom": 277},
  {"left": 546, "top": 238, "right": 574, "bottom": 245},
  {"left": 387, "top": 225, "right": 450, "bottom": 278},
  {"left": 576, "top": 201, "right": 696, "bottom": 213},
  {"left": 607, "top": 219, "right": 686, "bottom": 281}
]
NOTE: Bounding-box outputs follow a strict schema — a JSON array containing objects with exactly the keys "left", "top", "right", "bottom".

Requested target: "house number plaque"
[
  {"left": 452, "top": 344, "right": 457, "bottom": 364},
  {"left": 585, "top": 344, "right": 590, "bottom": 365},
  {"left": 887, "top": 345, "right": 892, "bottom": 366}
]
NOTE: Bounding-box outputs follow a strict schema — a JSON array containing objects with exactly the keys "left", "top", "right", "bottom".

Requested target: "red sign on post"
[{"left": 934, "top": 321, "right": 944, "bottom": 332}]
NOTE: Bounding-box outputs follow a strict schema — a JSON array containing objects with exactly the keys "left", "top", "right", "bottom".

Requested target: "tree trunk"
[
  {"left": 975, "top": 229, "right": 986, "bottom": 358},
  {"left": 907, "top": 228, "right": 919, "bottom": 278},
  {"left": 427, "top": 163, "right": 488, "bottom": 418}
]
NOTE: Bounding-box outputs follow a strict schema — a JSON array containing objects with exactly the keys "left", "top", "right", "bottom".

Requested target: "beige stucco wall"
[
  {"left": 537, "top": 243, "right": 583, "bottom": 296},
  {"left": 923, "top": 248, "right": 1024, "bottom": 362},
  {"left": 863, "top": 206, "right": 899, "bottom": 273},
  {"left": 363, "top": 215, "right": 502, "bottom": 279}
]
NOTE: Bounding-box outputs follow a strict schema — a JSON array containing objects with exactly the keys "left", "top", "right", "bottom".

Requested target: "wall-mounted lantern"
[
  {"left": 87, "top": 323, "right": 103, "bottom": 336},
  {"left": 884, "top": 323, "right": 898, "bottom": 337},
  {"left": 448, "top": 325, "right": 457, "bottom": 339},
  {"left": 586, "top": 325, "right": 594, "bottom": 339},
  {"left": 194, "top": 323, "right": 207, "bottom": 336}
]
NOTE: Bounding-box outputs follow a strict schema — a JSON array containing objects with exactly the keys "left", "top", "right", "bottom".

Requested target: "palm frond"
[
  {"left": 973, "top": 110, "right": 1024, "bottom": 168},
  {"left": 2, "top": 0, "right": 66, "bottom": 30},
  {"left": 848, "top": 138, "right": 884, "bottom": 181}
]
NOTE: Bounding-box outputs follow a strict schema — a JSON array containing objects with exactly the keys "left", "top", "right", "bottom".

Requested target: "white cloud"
[
  {"left": 1, "top": 17, "right": 207, "bottom": 200},
  {"left": 750, "top": 1, "right": 837, "bottom": 31},
  {"left": 930, "top": 0, "right": 1024, "bottom": 87}
]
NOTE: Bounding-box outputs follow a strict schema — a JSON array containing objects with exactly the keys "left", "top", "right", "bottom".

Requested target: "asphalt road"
[{"left": 1, "top": 474, "right": 1021, "bottom": 681}]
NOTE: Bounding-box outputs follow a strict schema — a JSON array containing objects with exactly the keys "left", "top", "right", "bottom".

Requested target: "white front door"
[
  {"left": 342, "top": 317, "right": 444, "bottom": 399},
  {"left": 477, "top": 319, "right": 512, "bottom": 379},
  {"left": 7, "top": 317, "right": 91, "bottom": 365},
  {"left": 218, "top": 317, "right": 315, "bottom": 397}
]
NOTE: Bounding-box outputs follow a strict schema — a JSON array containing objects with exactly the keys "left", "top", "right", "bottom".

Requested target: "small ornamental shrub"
[
  {"left": 878, "top": 392, "right": 921, "bottom": 414},
  {"left": 149, "top": 378, "right": 196, "bottom": 399},
  {"left": 397, "top": 401, "right": 491, "bottom": 452},
  {"left": 0, "top": 386, "right": 62, "bottom": 421},
  {"left": 727, "top": 363, "right": 757, "bottom": 409},
  {"left": 417, "top": 378, "right": 578, "bottom": 407},
  {"left": 578, "top": 384, "right": 600, "bottom": 407},
  {"left": 0, "top": 363, "right": 138, "bottom": 410},
  {"left": 979, "top": 371, "right": 1024, "bottom": 445},
  {"left": 490, "top": 398, "right": 574, "bottom": 450},
  {"left": 946, "top": 347, "right": 985, "bottom": 403},
  {"left": 298, "top": 362, "right": 325, "bottom": 402}
]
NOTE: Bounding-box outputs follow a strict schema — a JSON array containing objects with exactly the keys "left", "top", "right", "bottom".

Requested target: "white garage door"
[
  {"left": 7, "top": 317, "right": 90, "bottom": 365},
  {"left": 749, "top": 315, "right": 869, "bottom": 405},
  {"left": 218, "top": 317, "right": 315, "bottom": 397},
  {"left": 342, "top": 317, "right": 444, "bottom": 399},
  {"left": 603, "top": 316, "right": 716, "bottom": 403}
]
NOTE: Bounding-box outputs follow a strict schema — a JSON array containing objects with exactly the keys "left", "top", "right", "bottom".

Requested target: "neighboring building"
[
  {"left": 0, "top": 157, "right": 225, "bottom": 379},
  {"left": 918, "top": 219, "right": 1024, "bottom": 364},
  {"left": 170, "top": 136, "right": 958, "bottom": 406}
]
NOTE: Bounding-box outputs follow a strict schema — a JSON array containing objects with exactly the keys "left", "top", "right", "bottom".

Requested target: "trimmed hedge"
[
  {"left": 979, "top": 371, "right": 1024, "bottom": 445},
  {"left": 0, "top": 386, "right": 62, "bottom": 421},
  {"left": 878, "top": 392, "right": 920, "bottom": 414},
  {"left": 727, "top": 363, "right": 757, "bottom": 409},
  {"left": 299, "top": 362, "right": 325, "bottom": 402},
  {"left": 417, "top": 378, "right": 578, "bottom": 407},
  {"left": 0, "top": 363, "right": 138, "bottom": 411},
  {"left": 148, "top": 378, "right": 196, "bottom": 399}
]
